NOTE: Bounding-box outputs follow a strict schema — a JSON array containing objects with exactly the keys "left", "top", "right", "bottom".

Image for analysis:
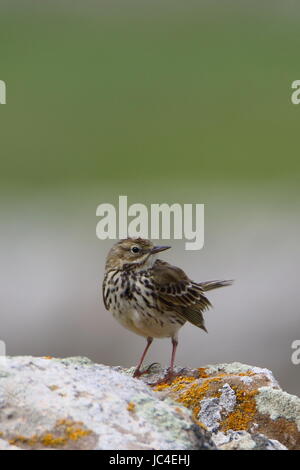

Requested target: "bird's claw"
[
  {"left": 151, "top": 368, "right": 178, "bottom": 386},
  {"left": 133, "top": 362, "right": 160, "bottom": 378}
]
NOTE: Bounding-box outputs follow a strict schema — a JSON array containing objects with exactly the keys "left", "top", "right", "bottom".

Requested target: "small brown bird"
[{"left": 102, "top": 238, "right": 232, "bottom": 381}]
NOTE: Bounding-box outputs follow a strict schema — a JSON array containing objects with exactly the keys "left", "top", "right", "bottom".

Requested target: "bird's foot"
[
  {"left": 152, "top": 368, "right": 178, "bottom": 386},
  {"left": 133, "top": 362, "right": 160, "bottom": 378}
]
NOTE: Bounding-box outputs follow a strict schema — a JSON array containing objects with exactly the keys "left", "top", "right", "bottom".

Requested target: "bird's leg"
[
  {"left": 163, "top": 336, "right": 178, "bottom": 382},
  {"left": 150, "top": 336, "right": 179, "bottom": 386},
  {"left": 170, "top": 336, "right": 178, "bottom": 373},
  {"left": 133, "top": 337, "right": 153, "bottom": 378}
]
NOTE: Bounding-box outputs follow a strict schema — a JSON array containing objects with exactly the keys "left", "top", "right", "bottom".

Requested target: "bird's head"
[{"left": 105, "top": 238, "right": 171, "bottom": 271}]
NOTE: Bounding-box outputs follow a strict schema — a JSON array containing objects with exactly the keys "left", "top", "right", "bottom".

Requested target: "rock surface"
[
  {"left": 143, "top": 362, "right": 299, "bottom": 450},
  {"left": 212, "top": 430, "right": 287, "bottom": 450},
  {"left": 0, "top": 357, "right": 299, "bottom": 450},
  {"left": 0, "top": 356, "right": 213, "bottom": 450}
]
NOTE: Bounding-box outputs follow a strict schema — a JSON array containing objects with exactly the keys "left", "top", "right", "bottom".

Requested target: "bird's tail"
[{"left": 199, "top": 279, "right": 233, "bottom": 291}]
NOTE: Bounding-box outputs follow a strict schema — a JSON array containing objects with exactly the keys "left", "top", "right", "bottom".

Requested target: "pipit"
[{"left": 102, "top": 238, "right": 232, "bottom": 381}]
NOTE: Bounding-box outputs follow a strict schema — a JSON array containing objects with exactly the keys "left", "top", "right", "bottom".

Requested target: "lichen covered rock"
[
  {"left": 0, "top": 357, "right": 298, "bottom": 450},
  {"left": 213, "top": 430, "right": 287, "bottom": 450},
  {"left": 0, "top": 356, "right": 214, "bottom": 450},
  {"left": 151, "top": 362, "right": 300, "bottom": 450}
]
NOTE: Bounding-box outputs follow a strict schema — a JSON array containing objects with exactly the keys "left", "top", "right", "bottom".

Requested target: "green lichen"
[{"left": 255, "top": 387, "right": 300, "bottom": 431}]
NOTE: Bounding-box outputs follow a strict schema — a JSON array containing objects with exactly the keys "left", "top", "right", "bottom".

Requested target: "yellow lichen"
[
  {"left": 177, "top": 377, "right": 223, "bottom": 418},
  {"left": 8, "top": 419, "right": 91, "bottom": 448},
  {"left": 40, "top": 434, "right": 67, "bottom": 447},
  {"left": 48, "top": 385, "right": 59, "bottom": 391},
  {"left": 238, "top": 371, "right": 255, "bottom": 377},
  {"left": 152, "top": 369, "right": 264, "bottom": 435},
  {"left": 66, "top": 427, "right": 91, "bottom": 441},
  {"left": 154, "top": 375, "right": 195, "bottom": 392},
  {"left": 220, "top": 387, "right": 258, "bottom": 432},
  {"left": 198, "top": 368, "right": 209, "bottom": 378},
  {"left": 9, "top": 435, "right": 39, "bottom": 447},
  {"left": 155, "top": 375, "right": 223, "bottom": 419},
  {"left": 127, "top": 402, "right": 136, "bottom": 412},
  {"left": 56, "top": 419, "right": 91, "bottom": 441}
]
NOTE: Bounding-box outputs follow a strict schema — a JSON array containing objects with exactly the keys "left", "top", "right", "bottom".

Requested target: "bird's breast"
[{"left": 103, "top": 269, "right": 184, "bottom": 338}]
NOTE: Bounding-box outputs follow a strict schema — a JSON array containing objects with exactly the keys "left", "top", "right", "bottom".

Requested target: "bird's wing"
[
  {"left": 102, "top": 274, "right": 110, "bottom": 310},
  {"left": 151, "top": 259, "right": 211, "bottom": 331}
]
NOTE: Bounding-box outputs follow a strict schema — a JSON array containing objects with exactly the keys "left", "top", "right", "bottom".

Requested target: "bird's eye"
[{"left": 131, "top": 246, "right": 140, "bottom": 254}]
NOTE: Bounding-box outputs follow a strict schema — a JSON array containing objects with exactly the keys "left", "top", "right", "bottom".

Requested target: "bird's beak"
[{"left": 151, "top": 245, "right": 171, "bottom": 254}]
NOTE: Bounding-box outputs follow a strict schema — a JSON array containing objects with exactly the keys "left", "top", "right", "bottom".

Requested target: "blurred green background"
[
  {"left": 1, "top": 0, "right": 300, "bottom": 187},
  {"left": 0, "top": 1, "right": 299, "bottom": 394}
]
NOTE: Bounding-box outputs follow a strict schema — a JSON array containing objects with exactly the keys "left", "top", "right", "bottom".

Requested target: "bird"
[{"left": 102, "top": 237, "right": 232, "bottom": 382}]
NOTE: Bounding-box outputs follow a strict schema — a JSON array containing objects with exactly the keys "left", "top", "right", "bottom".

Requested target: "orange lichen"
[
  {"left": 220, "top": 387, "right": 258, "bottom": 432},
  {"left": 42, "top": 356, "right": 53, "bottom": 359},
  {"left": 127, "top": 402, "right": 136, "bottom": 412},
  {"left": 154, "top": 368, "right": 299, "bottom": 450},
  {"left": 56, "top": 419, "right": 91, "bottom": 441},
  {"left": 177, "top": 377, "right": 224, "bottom": 418},
  {"left": 8, "top": 419, "right": 92, "bottom": 449},
  {"left": 154, "top": 375, "right": 195, "bottom": 392},
  {"left": 9, "top": 435, "right": 40, "bottom": 447},
  {"left": 40, "top": 434, "right": 67, "bottom": 446},
  {"left": 238, "top": 371, "right": 255, "bottom": 377},
  {"left": 153, "top": 368, "right": 261, "bottom": 432},
  {"left": 155, "top": 375, "right": 223, "bottom": 419},
  {"left": 48, "top": 385, "right": 59, "bottom": 391},
  {"left": 198, "top": 368, "right": 209, "bottom": 378},
  {"left": 66, "top": 427, "right": 91, "bottom": 441}
]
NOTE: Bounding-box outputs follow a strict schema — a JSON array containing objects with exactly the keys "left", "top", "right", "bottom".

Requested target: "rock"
[
  {"left": 150, "top": 362, "right": 300, "bottom": 450},
  {"left": 0, "top": 356, "right": 214, "bottom": 450},
  {"left": 0, "top": 357, "right": 299, "bottom": 450},
  {"left": 213, "top": 430, "right": 287, "bottom": 450},
  {"left": 0, "top": 438, "right": 21, "bottom": 450}
]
